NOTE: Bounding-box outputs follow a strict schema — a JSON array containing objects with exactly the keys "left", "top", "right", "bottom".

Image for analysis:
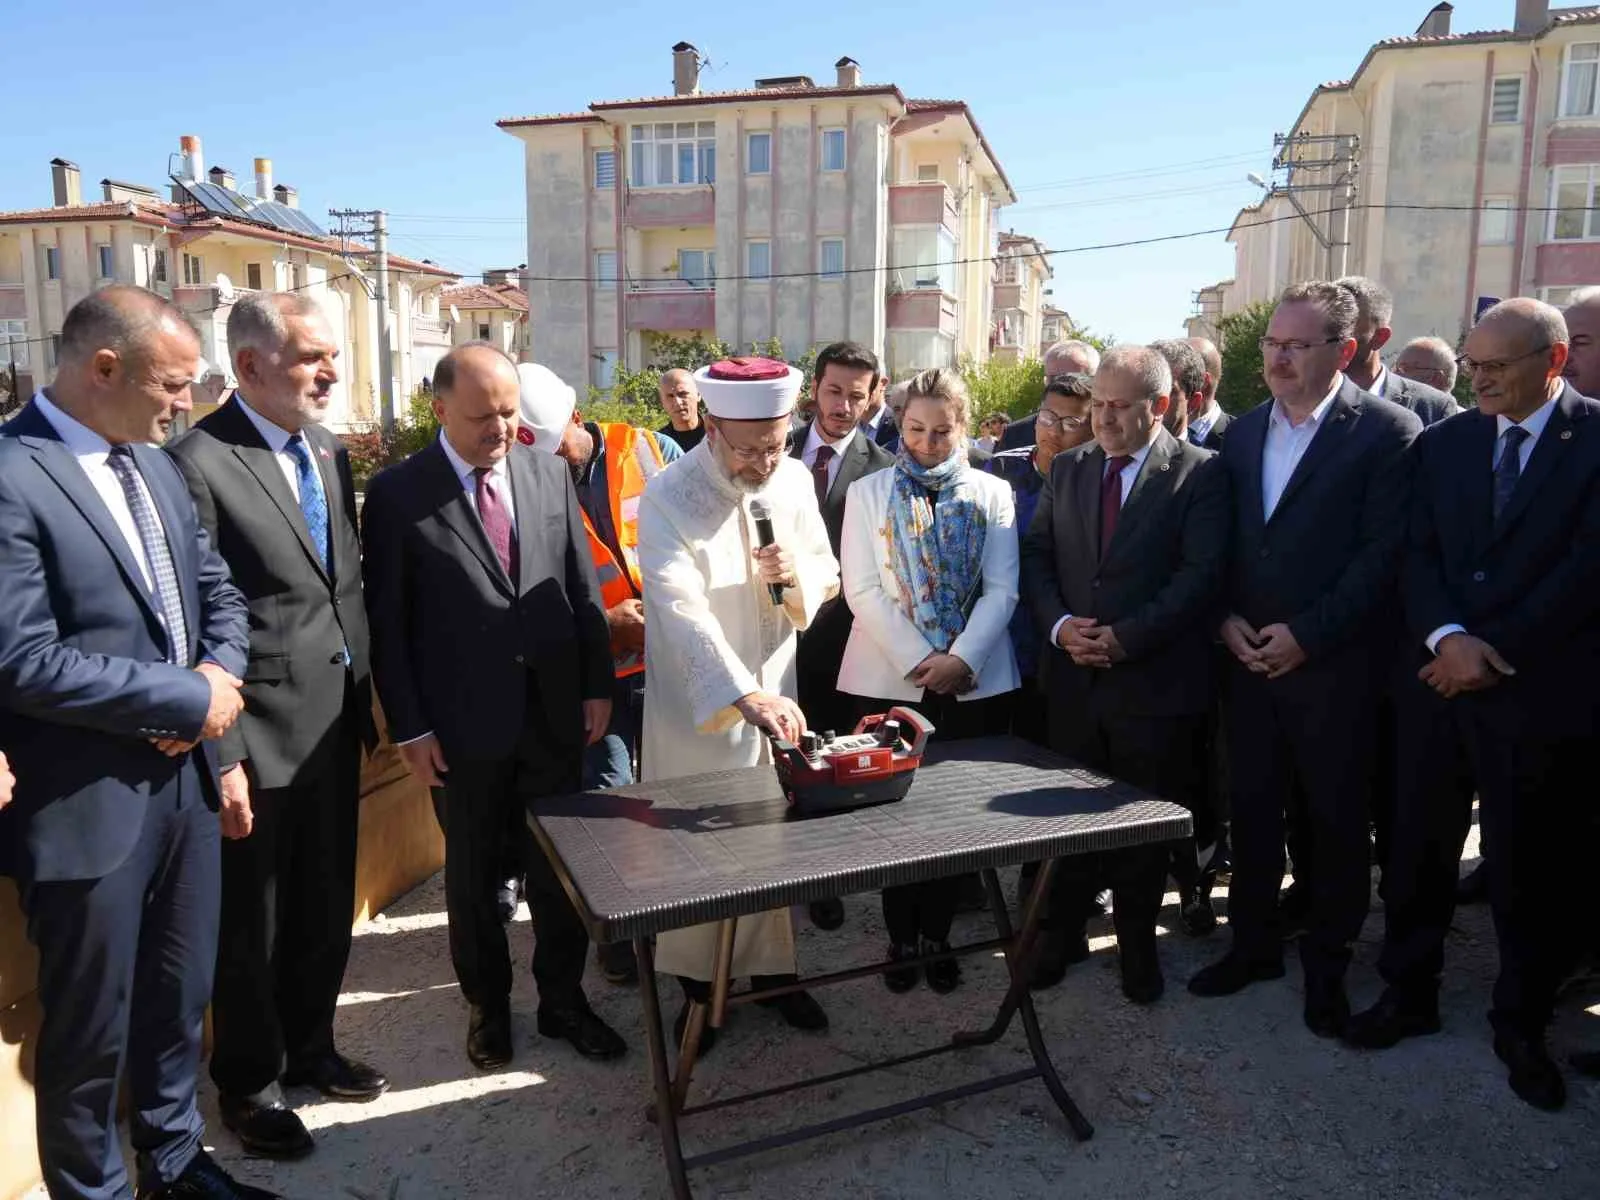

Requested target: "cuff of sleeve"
[
  {"left": 395, "top": 730, "right": 434, "bottom": 747},
  {"left": 1049, "top": 614, "right": 1074, "bottom": 649},
  {"left": 1425, "top": 624, "right": 1466, "bottom": 655}
]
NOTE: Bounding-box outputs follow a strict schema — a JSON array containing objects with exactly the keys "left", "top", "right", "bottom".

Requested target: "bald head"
[
  {"left": 1563, "top": 289, "right": 1600, "bottom": 397},
  {"left": 659, "top": 367, "right": 702, "bottom": 431},
  {"left": 431, "top": 341, "right": 520, "bottom": 469},
  {"left": 52, "top": 285, "right": 200, "bottom": 445},
  {"left": 1462, "top": 298, "right": 1568, "bottom": 420},
  {"left": 1186, "top": 336, "right": 1221, "bottom": 416},
  {"left": 1393, "top": 336, "right": 1457, "bottom": 394},
  {"left": 1042, "top": 339, "right": 1100, "bottom": 378}
]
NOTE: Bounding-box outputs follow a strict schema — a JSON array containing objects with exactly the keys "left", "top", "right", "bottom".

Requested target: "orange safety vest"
[{"left": 582, "top": 422, "right": 666, "bottom": 678}]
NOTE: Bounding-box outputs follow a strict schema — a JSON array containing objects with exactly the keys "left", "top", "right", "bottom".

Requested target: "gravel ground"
[{"left": 35, "top": 824, "right": 1600, "bottom": 1200}]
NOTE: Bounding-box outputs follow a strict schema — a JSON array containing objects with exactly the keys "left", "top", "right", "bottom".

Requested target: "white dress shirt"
[
  {"left": 1261, "top": 378, "right": 1342, "bottom": 521},
  {"left": 33, "top": 390, "right": 162, "bottom": 592},
  {"left": 233, "top": 394, "right": 302, "bottom": 500},
  {"left": 800, "top": 422, "right": 857, "bottom": 494},
  {"left": 1189, "top": 401, "right": 1224, "bottom": 444},
  {"left": 1424, "top": 392, "right": 1560, "bottom": 653},
  {"left": 860, "top": 403, "right": 888, "bottom": 438},
  {"left": 1048, "top": 439, "right": 1156, "bottom": 647},
  {"left": 1370, "top": 365, "right": 1392, "bottom": 401},
  {"left": 438, "top": 431, "right": 518, "bottom": 532}
]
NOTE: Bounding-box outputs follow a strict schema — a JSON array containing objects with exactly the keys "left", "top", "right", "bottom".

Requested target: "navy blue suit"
[{"left": 0, "top": 399, "right": 249, "bottom": 1199}]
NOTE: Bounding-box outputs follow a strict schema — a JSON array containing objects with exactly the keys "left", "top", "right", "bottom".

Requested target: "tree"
[{"left": 1215, "top": 302, "right": 1273, "bottom": 415}]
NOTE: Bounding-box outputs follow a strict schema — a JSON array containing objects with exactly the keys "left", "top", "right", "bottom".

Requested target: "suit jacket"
[
  {"left": 166, "top": 395, "right": 375, "bottom": 789},
  {"left": 998, "top": 412, "right": 1037, "bottom": 452},
  {"left": 360, "top": 439, "right": 612, "bottom": 762},
  {"left": 0, "top": 400, "right": 249, "bottom": 882},
  {"left": 1021, "top": 428, "right": 1229, "bottom": 717},
  {"left": 1384, "top": 373, "right": 1461, "bottom": 427},
  {"left": 838, "top": 466, "right": 1021, "bottom": 702},
  {"left": 1220, "top": 377, "right": 1422, "bottom": 679},
  {"left": 1402, "top": 382, "right": 1600, "bottom": 735},
  {"left": 1195, "top": 408, "right": 1232, "bottom": 451}
]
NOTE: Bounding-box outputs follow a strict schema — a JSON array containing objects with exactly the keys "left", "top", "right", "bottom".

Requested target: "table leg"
[
  {"left": 635, "top": 935, "right": 694, "bottom": 1199},
  {"left": 671, "top": 917, "right": 734, "bottom": 1112}
]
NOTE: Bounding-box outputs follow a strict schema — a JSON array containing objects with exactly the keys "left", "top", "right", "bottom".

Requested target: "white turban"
[{"left": 693, "top": 357, "right": 802, "bottom": 420}]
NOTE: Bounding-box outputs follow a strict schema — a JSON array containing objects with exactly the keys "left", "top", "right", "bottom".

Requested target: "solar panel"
[
  {"left": 261, "top": 201, "right": 325, "bottom": 238},
  {"left": 186, "top": 180, "right": 255, "bottom": 221},
  {"left": 173, "top": 178, "right": 326, "bottom": 239}
]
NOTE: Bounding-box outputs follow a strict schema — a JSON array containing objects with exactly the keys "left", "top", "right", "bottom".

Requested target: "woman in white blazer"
[{"left": 837, "top": 367, "right": 1020, "bottom": 994}]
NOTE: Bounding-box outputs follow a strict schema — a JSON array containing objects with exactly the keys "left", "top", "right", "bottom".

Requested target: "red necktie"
[
  {"left": 1100, "top": 455, "right": 1132, "bottom": 556},
  {"left": 473, "top": 467, "right": 517, "bottom": 583},
  {"left": 812, "top": 444, "right": 834, "bottom": 509}
]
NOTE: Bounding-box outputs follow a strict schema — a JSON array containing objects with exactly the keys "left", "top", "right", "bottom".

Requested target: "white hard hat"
[{"left": 515, "top": 362, "right": 577, "bottom": 454}]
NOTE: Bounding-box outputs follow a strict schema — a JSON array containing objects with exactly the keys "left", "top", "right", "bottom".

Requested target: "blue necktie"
[
  {"left": 106, "top": 446, "right": 189, "bottom": 664},
  {"left": 1492, "top": 425, "right": 1529, "bottom": 523},
  {"left": 286, "top": 434, "right": 330, "bottom": 571}
]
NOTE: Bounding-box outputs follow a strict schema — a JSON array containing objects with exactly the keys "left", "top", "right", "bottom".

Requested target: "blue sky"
[{"left": 3, "top": 1, "right": 1519, "bottom": 343}]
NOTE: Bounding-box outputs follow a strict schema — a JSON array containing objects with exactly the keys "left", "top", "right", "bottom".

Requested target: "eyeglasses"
[
  {"left": 1035, "top": 411, "right": 1088, "bottom": 430},
  {"left": 1456, "top": 344, "right": 1550, "bottom": 375},
  {"left": 724, "top": 441, "right": 787, "bottom": 465},
  {"left": 1259, "top": 337, "right": 1341, "bottom": 356}
]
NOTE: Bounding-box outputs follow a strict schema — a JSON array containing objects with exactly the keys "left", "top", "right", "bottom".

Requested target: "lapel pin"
[
  {"left": 1160, "top": 462, "right": 1172, "bottom": 471},
  {"left": 1560, "top": 429, "right": 1573, "bottom": 440},
  {"left": 1336, "top": 413, "right": 1348, "bottom": 422}
]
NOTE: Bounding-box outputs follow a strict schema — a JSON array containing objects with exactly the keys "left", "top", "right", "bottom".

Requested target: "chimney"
[
  {"left": 673, "top": 41, "right": 700, "bottom": 96},
  {"left": 208, "top": 165, "right": 236, "bottom": 191},
  {"left": 179, "top": 134, "right": 204, "bottom": 181},
  {"left": 1514, "top": 0, "right": 1549, "bottom": 35},
  {"left": 50, "top": 158, "right": 82, "bottom": 207},
  {"left": 274, "top": 183, "right": 299, "bottom": 209},
  {"left": 254, "top": 157, "right": 273, "bottom": 200},
  {"left": 1416, "top": 3, "right": 1452, "bottom": 38},
  {"left": 836, "top": 56, "right": 862, "bottom": 89}
]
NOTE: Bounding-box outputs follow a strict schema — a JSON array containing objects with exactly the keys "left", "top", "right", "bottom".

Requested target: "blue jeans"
[{"left": 583, "top": 674, "right": 645, "bottom": 790}]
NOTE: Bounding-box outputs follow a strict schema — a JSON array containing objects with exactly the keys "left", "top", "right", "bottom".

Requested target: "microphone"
[{"left": 749, "top": 498, "right": 784, "bottom": 606}]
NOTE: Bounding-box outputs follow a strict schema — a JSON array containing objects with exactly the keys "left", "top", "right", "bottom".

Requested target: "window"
[
  {"left": 1542, "top": 286, "right": 1583, "bottom": 306},
  {"left": 42, "top": 247, "right": 60, "bottom": 281},
  {"left": 0, "top": 319, "right": 29, "bottom": 370},
  {"left": 891, "top": 227, "right": 956, "bottom": 293},
  {"left": 1562, "top": 43, "right": 1600, "bottom": 118},
  {"left": 477, "top": 323, "right": 491, "bottom": 341},
  {"left": 746, "top": 240, "right": 771, "bottom": 280},
  {"left": 594, "top": 250, "right": 617, "bottom": 290},
  {"left": 151, "top": 248, "right": 168, "bottom": 284},
  {"left": 245, "top": 263, "right": 263, "bottom": 290},
  {"left": 1491, "top": 77, "right": 1524, "bottom": 124},
  {"left": 629, "top": 122, "right": 716, "bottom": 188},
  {"left": 818, "top": 238, "right": 845, "bottom": 280},
  {"left": 48, "top": 334, "right": 61, "bottom": 369},
  {"left": 594, "top": 149, "right": 616, "bottom": 190},
  {"left": 1478, "top": 196, "right": 1514, "bottom": 244},
  {"left": 182, "top": 252, "right": 204, "bottom": 286},
  {"left": 1550, "top": 164, "right": 1600, "bottom": 239},
  {"left": 747, "top": 132, "right": 771, "bottom": 175},
  {"left": 820, "top": 128, "right": 846, "bottom": 172},
  {"left": 678, "top": 249, "right": 715, "bottom": 289},
  {"left": 916, "top": 164, "right": 939, "bottom": 183},
  {"left": 592, "top": 349, "right": 618, "bottom": 392},
  {"left": 96, "top": 244, "right": 114, "bottom": 279},
  {"left": 290, "top": 262, "right": 306, "bottom": 290}
]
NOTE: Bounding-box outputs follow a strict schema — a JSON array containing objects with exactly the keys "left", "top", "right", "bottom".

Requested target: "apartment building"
[
  {"left": 498, "top": 44, "right": 1016, "bottom": 389},
  {"left": 0, "top": 136, "right": 457, "bottom": 431},
  {"left": 441, "top": 268, "right": 531, "bottom": 360},
  {"left": 1039, "top": 304, "right": 1072, "bottom": 356},
  {"left": 990, "top": 231, "right": 1051, "bottom": 364},
  {"left": 1196, "top": 1, "right": 1600, "bottom": 350}
]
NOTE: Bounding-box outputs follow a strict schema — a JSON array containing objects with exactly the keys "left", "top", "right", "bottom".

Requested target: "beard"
[{"left": 709, "top": 444, "right": 773, "bottom": 494}]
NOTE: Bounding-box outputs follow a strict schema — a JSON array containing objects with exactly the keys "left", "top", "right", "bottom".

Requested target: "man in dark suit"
[
  {"left": 1021, "top": 346, "right": 1230, "bottom": 1002},
  {"left": 857, "top": 373, "right": 900, "bottom": 451},
  {"left": 1337, "top": 276, "right": 1461, "bottom": 426},
  {"left": 1188, "top": 282, "right": 1422, "bottom": 1040},
  {"left": 1185, "top": 336, "right": 1232, "bottom": 450},
  {"left": 0, "top": 286, "right": 270, "bottom": 1199},
  {"left": 792, "top": 341, "right": 895, "bottom": 931},
  {"left": 166, "top": 293, "right": 385, "bottom": 1160},
  {"left": 1345, "top": 299, "right": 1600, "bottom": 1111},
  {"left": 997, "top": 340, "right": 1103, "bottom": 450},
  {"left": 361, "top": 342, "right": 624, "bottom": 1069}
]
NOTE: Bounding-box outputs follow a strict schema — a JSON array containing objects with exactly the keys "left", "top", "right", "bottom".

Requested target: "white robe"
[{"left": 639, "top": 441, "right": 839, "bottom": 980}]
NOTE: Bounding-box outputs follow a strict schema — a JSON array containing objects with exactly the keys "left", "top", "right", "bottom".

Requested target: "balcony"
[
  {"left": 1535, "top": 240, "right": 1600, "bottom": 287},
  {"left": 624, "top": 279, "right": 715, "bottom": 331},
  {"left": 887, "top": 289, "right": 958, "bottom": 337},
  {"left": 624, "top": 188, "right": 715, "bottom": 229},
  {"left": 992, "top": 282, "right": 1023, "bottom": 311},
  {"left": 889, "top": 182, "right": 958, "bottom": 231}
]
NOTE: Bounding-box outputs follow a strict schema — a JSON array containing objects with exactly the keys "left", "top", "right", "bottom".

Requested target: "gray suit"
[{"left": 1384, "top": 372, "right": 1461, "bottom": 426}]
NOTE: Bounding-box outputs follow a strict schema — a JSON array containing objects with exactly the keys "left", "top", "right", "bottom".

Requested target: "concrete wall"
[{"left": 521, "top": 125, "right": 593, "bottom": 392}]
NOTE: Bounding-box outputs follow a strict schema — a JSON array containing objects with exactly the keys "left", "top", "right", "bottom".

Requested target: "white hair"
[{"left": 1042, "top": 339, "right": 1101, "bottom": 375}]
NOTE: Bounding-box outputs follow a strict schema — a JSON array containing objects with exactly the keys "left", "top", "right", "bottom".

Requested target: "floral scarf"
[{"left": 886, "top": 443, "right": 987, "bottom": 653}]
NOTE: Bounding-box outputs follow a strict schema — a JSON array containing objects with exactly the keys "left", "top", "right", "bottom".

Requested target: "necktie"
[
  {"left": 1100, "top": 455, "right": 1133, "bottom": 556},
  {"left": 1188, "top": 427, "right": 1203, "bottom": 447},
  {"left": 812, "top": 444, "right": 834, "bottom": 509},
  {"left": 285, "top": 434, "right": 330, "bottom": 572},
  {"left": 1492, "top": 425, "right": 1529, "bottom": 523},
  {"left": 106, "top": 446, "right": 189, "bottom": 664},
  {"left": 473, "top": 466, "right": 517, "bottom": 582}
]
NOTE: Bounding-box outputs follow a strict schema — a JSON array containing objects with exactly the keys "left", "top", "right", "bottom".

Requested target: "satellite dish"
[
  {"left": 1246, "top": 172, "right": 1269, "bottom": 191},
  {"left": 215, "top": 273, "right": 236, "bottom": 303},
  {"left": 448, "top": 304, "right": 461, "bottom": 324}
]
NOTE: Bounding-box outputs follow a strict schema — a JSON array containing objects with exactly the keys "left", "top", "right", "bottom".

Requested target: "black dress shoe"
[
  {"left": 1456, "top": 861, "right": 1489, "bottom": 905},
  {"left": 217, "top": 1090, "right": 313, "bottom": 1161},
  {"left": 1028, "top": 928, "right": 1091, "bottom": 991},
  {"left": 884, "top": 941, "right": 919, "bottom": 993},
  {"left": 1119, "top": 938, "right": 1165, "bottom": 1005},
  {"left": 1188, "top": 952, "right": 1285, "bottom": 997},
  {"left": 1494, "top": 1030, "right": 1566, "bottom": 1111},
  {"left": 1569, "top": 1049, "right": 1600, "bottom": 1078},
  {"left": 808, "top": 897, "right": 846, "bottom": 930},
  {"left": 756, "top": 988, "right": 829, "bottom": 1031},
  {"left": 1179, "top": 893, "right": 1218, "bottom": 937},
  {"left": 923, "top": 939, "right": 962, "bottom": 994},
  {"left": 136, "top": 1149, "right": 282, "bottom": 1199},
  {"left": 596, "top": 940, "right": 640, "bottom": 986},
  {"left": 1303, "top": 977, "right": 1350, "bottom": 1039},
  {"left": 282, "top": 1053, "right": 389, "bottom": 1102},
  {"left": 1343, "top": 990, "right": 1441, "bottom": 1050},
  {"left": 539, "top": 1001, "right": 627, "bottom": 1060},
  {"left": 466, "top": 1003, "right": 513, "bottom": 1069}
]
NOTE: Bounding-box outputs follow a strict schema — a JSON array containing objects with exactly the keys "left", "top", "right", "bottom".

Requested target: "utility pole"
[
  {"left": 328, "top": 208, "right": 395, "bottom": 436},
  {"left": 1252, "top": 132, "right": 1361, "bottom": 279}
]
